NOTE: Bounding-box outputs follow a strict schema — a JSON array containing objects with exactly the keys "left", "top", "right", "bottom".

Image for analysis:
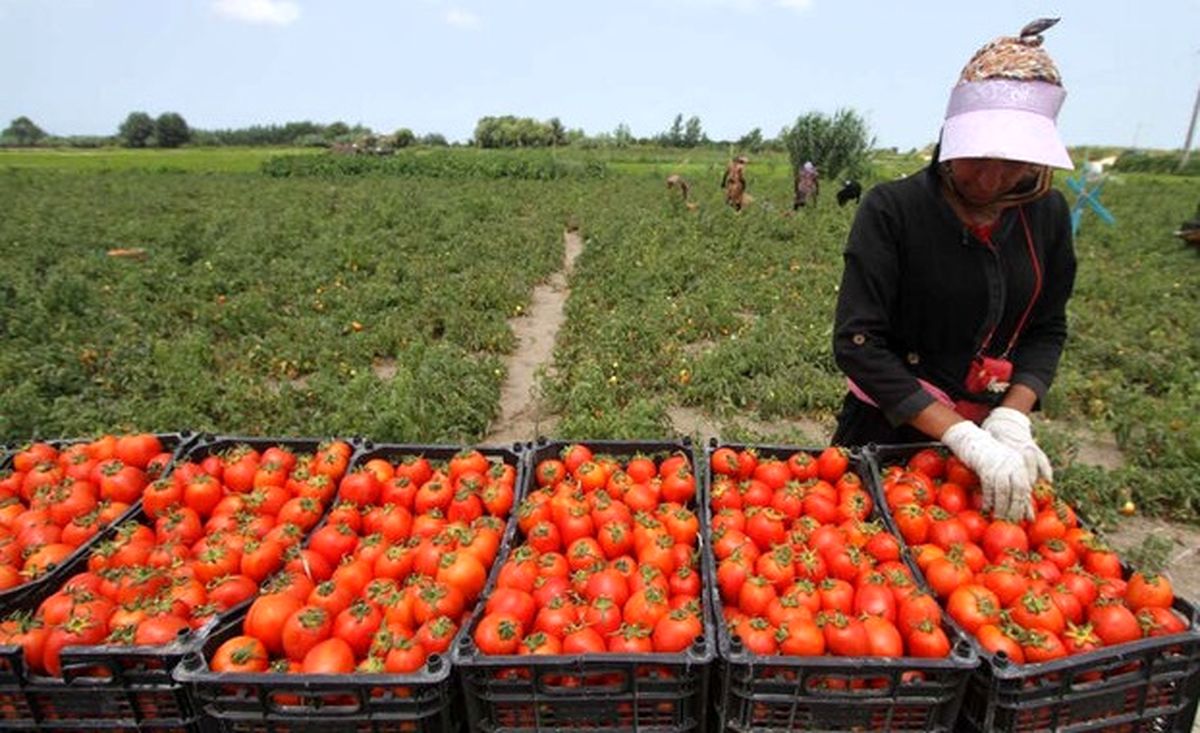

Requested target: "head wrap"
[{"left": 940, "top": 19, "right": 1072, "bottom": 170}]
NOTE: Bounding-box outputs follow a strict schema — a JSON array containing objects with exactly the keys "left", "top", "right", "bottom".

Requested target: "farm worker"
[
  {"left": 831, "top": 18, "right": 1076, "bottom": 521},
  {"left": 666, "top": 173, "right": 691, "bottom": 203},
  {"left": 793, "top": 160, "right": 819, "bottom": 209},
  {"left": 722, "top": 156, "right": 748, "bottom": 211}
]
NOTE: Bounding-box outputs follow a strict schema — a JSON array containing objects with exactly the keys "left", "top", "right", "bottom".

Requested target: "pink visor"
[{"left": 940, "top": 79, "right": 1073, "bottom": 170}]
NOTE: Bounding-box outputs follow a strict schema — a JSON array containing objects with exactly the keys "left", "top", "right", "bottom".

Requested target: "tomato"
[
  {"left": 206, "top": 634, "right": 267, "bottom": 673},
  {"left": 1088, "top": 601, "right": 1141, "bottom": 646},
  {"left": 244, "top": 593, "right": 303, "bottom": 656},
  {"left": 976, "top": 624, "right": 1025, "bottom": 663},
  {"left": 134, "top": 615, "right": 190, "bottom": 646},
  {"left": 710, "top": 447, "right": 741, "bottom": 477},
  {"left": 1137, "top": 606, "right": 1189, "bottom": 637},
  {"left": 652, "top": 608, "right": 701, "bottom": 652},
  {"left": 946, "top": 585, "right": 1001, "bottom": 634},
  {"left": 907, "top": 448, "right": 946, "bottom": 480},
  {"left": 815, "top": 447, "right": 849, "bottom": 482},
  {"left": 624, "top": 587, "right": 670, "bottom": 629},
  {"left": 906, "top": 620, "right": 952, "bottom": 658},
  {"left": 897, "top": 591, "right": 942, "bottom": 634},
  {"left": 338, "top": 470, "right": 381, "bottom": 508},
  {"left": 862, "top": 616, "right": 904, "bottom": 657},
  {"left": 893, "top": 504, "right": 930, "bottom": 545},
  {"left": 485, "top": 587, "right": 538, "bottom": 630},
  {"left": 414, "top": 615, "right": 457, "bottom": 655},
  {"left": 281, "top": 605, "right": 333, "bottom": 662},
  {"left": 980, "top": 564, "right": 1029, "bottom": 607},
  {"left": 1125, "top": 572, "right": 1174, "bottom": 610},
  {"left": 1021, "top": 628, "right": 1067, "bottom": 663},
  {"left": 436, "top": 552, "right": 487, "bottom": 602},
  {"left": 332, "top": 599, "right": 383, "bottom": 658},
  {"left": 821, "top": 612, "right": 868, "bottom": 656},
  {"left": 302, "top": 637, "right": 356, "bottom": 674},
  {"left": 206, "top": 574, "right": 257, "bottom": 611},
  {"left": 308, "top": 523, "right": 359, "bottom": 567},
  {"left": 925, "top": 557, "right": 973, "bottom": 599},
  {"left": 1010, "top": 590, "right": 1065, "bottom": 636},
  {"left": 43, "top": 614, "right": 107, "bottom": 677},
  {"left": 475, "top": 612, "right": 524, "bottom": 655}
]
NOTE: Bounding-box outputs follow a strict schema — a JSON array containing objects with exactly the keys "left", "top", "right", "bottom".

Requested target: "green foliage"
[
  {"left": 1113, "top": 151, "right": 1200, "bottom": 176},
  {"left": 473, "top": 116, "right": 567, "bottom": 148},
  {"left": 738, "top": 128, "right": 765, "bottom": 153},
  {"left": 1, "top": 116, "right": 48, "bottom": 147},
  {"left": 155, "top": 112, "right": 191, "bottom": 149},
  {"left": 782, "top": 109, "right": 874, "bottom": 180},
  {"left": 0, "top": 169, "right": 567, "bottom": 441},
  {"left": 118, "top": 112, "right": 155, "bottom": 148},
  {"left": 261, "top": 150, "right": 607, "bottom": 180},
  {"left": 392, "top": 128, "right": 416, "bottom": 149},
  {"left": 658, "top": 114, "right": 706, "bottom": 148}
]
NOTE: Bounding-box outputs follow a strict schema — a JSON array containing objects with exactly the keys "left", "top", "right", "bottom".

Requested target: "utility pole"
[{"left": 1181, "top": 82, "right": 1200, "bottom": 170}]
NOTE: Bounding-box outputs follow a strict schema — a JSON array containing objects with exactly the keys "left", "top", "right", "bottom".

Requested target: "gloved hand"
[
  {"left": 982, "top": 407, "right": 1053, "bottom": 485},
  {"left": 941, "top": 420, "right": 1034, "bottom": 521}
]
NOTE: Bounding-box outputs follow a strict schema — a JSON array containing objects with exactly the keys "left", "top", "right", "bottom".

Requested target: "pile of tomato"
[
  {"left": 208, "top": 449, "right": 516, "bottom": 675},
  {"left": 471, "top": 444, "right": 704, "bottom": 657},
  {"left": 0, "top": 440, "right": 353, "bottom": 677},
  {"left": 710, "top": 445, "right": 953, "bottom": 659},
  {"left": 0, "top": 434, "right": 172, "bottom": 593},
  {"left": 885, "top": 447, "right": 1191, "bottom": 665}
]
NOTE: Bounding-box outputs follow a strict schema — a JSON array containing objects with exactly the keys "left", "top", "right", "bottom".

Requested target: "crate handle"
[
  {"left": 540, "top": 670, "right": 628, "bottom": 694},
  {"left": 60, "top": 659, "right": 121, "bottom": 685},
  {"left": 267, "top": 690, "right": 364, "bottom": 715}
]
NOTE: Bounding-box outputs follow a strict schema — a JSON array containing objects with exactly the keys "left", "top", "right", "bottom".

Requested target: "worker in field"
[
  {"left": 793, "top": 160, "right": 819, "bottom": 210},
  {"left": 666, "top": 174, "right": 691, "bottom": 202},
  {"left": 831, "top": 18, "right": 1077, "bottom": 522},
  {"left": 722, "top": 156, "right": 748, "bottom": 211}
]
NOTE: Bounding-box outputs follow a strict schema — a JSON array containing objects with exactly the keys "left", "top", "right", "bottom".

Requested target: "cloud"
[
  {"left": 213, "top": 0, "right": 300, "bottom": 26},
  {"left": 445, "top": 8, "right": 480, "bottom": 28},
  {"left": 774, "top": 0, "right": 813, "bottom": 11}
]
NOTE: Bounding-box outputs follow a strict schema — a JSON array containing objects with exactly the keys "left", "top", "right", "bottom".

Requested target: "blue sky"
[{"left": 2, "top": 0, "right": 1198, "bottom": 150}]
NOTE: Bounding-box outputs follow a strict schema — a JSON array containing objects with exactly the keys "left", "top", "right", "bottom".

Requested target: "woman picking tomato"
[{"left": 832, "top": 19, "right": 1077, "bottom": 521}]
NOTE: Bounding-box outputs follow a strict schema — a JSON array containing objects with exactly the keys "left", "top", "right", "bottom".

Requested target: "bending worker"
[{"left": 831, "top": 19, "right": 1077, "bottom": 521}]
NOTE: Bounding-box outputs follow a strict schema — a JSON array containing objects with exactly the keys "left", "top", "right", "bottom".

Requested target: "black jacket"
[{"left": 832, "top": 164, "right": 1076, "bottom": 428}]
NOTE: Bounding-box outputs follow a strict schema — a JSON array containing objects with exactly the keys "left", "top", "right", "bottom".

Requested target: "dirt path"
[{"left": 484, "top": 230, "right": 583, "bottom": 444}]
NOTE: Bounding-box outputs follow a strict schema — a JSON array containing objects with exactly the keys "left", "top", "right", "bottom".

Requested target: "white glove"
[
  {"left": 941, "top": 420, "right": 1034, "bottom": 521},
  {"left": 982, "top": 407, "right": 1053, "bottom": 485}
]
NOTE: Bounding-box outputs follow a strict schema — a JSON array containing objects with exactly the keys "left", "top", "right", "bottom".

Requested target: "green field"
[{"left": 1, "top": 146, "right": 1196, "bottom": 522}]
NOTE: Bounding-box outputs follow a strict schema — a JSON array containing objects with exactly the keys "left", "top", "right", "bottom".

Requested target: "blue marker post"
[{"left": 1065, "top": 168, "right": 1115, "bottom": 237}]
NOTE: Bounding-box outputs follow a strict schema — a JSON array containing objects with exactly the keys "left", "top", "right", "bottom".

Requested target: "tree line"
[{"left": 1, "top": 109, "right": 876, "bottom": 179}]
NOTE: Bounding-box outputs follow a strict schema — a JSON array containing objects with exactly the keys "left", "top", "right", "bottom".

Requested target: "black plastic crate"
[
  {"left": 176, "top": 440, "right": 526, "bottom": 733},
  {"left": 0, "top": 431, "right": 198, "bottom": 616},
  {"left": 451, "top": 437, "right": 715, "bottom": 733},
  {"left": 705, "top": 440, "right": 979, "bottom": 733},
  {"left": 865, "top": 442, "right": 1200, "bottom": 733},
  {"left": 0, "top": 434, "right": 359, "bottom": 732}
]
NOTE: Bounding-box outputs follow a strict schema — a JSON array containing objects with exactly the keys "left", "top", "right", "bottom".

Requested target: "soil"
[{"left": 483, "top": 230, "right": 582, "bottom": 444}]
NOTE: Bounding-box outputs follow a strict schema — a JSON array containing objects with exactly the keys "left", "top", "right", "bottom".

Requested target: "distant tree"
[
  {"left": 613, "top": 123, "right": 633, "bottom": 148},
  {"left": 392, "top": 128, "right": 415, "bottom": 148},
  {"left": 118, "top": 111, "right": 155, "bottom": 148},
  {"left": 737, "top": 127, "right": 765, "bottom": 152},
  {"left": 782, "top": 108, "right": 873, "bottom": 180},
  {"left": 473, "top": 116, "right": 562, "bottom": 148},
  {"left": 325, "top": 121, "right": 351, "bottom": 140},
  {"left": 155, "top": 112, "right": 191, "bottom": 148},
  {"left": 683, "top": 116, "right": 705, "bottom": 148},
  {"left": 547, "top": 117, "right": 567, "bottom": 146},
  {"left": 666, "top": 114, "right": 684, "bottom": 147},
  {"left": 420, "top": 132, "right": 448, "bottom": 146},
  {"left": 2, "top": 116, "right": 48, "bottom": 146}
]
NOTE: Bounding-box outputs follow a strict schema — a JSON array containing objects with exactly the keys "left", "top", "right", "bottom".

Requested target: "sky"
[{"left": 2, "top": 0, "right": 1199, "bottom": 151}]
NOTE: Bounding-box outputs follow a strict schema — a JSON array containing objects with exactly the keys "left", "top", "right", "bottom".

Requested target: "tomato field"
[{"left": 1, "top": 146, "right": 1197, "bottom": 523}]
